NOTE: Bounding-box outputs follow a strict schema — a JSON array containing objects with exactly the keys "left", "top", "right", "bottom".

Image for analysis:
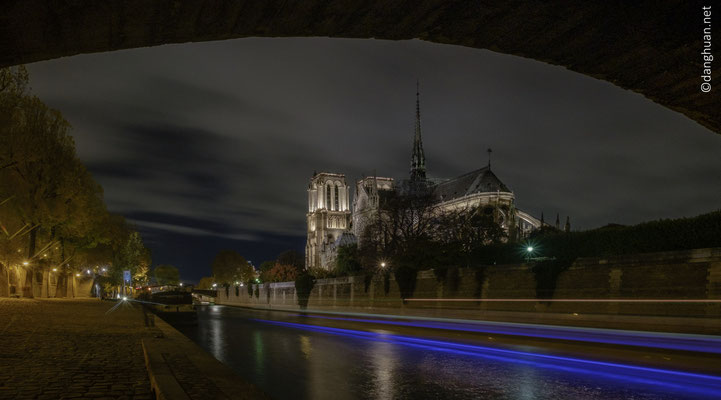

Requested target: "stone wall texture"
[{"left": 217, "top": 247, "right": 721, "bottom": 320}]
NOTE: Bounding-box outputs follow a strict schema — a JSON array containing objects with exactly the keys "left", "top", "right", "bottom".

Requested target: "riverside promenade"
[{"left": 0, "top": 298, "right": 153, "bottom": 400}]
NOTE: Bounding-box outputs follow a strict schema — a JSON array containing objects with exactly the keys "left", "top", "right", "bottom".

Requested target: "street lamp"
[
  {"left": 380, "top": 262, "right": 386, "bottom": 268},
  {"left": 212, "top": 283, "right": 218, "bottom": 288},
  {"left": 525, "top": 244, "right": 536, "bottom": 261},
  {"left": 22, "top": 261, "right": 28, "bottom": 266}
]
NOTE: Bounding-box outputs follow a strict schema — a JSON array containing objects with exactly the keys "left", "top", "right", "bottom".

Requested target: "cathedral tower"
[{"left": 305, "top": 172, "right": 352, "bottom": 269}]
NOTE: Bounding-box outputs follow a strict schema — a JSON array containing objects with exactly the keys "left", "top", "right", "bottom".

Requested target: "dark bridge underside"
[{"left": 1, "top": 0, "right": 718, "bottom": 134}]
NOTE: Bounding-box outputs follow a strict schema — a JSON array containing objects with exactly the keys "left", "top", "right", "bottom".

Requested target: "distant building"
[{"left": 306, "top": 87, "right": 550, "bottom": 270}]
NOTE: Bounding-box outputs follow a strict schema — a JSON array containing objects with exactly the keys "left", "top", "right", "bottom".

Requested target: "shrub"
[
  {"left": 393, "top": 264, "right": 418, "bottom": 301},
  {"left": 295, "top": 272, "right": 316, "bottom": 309}
]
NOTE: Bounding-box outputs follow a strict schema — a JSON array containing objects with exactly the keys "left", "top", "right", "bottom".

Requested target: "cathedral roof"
[
  {"left": 433, "top": 166, "right": 511, "bottom": 202},
  {"left": 334, "top": 232, "right": 357, "bottom": 248}
]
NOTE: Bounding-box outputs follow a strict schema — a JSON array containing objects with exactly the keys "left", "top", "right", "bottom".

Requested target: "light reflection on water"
[
  {"left": 173, "top": 306, "right": 717, "bottom": 400},
  {"left": 370, "top": 339, "right": 394, "bottom": 399}
]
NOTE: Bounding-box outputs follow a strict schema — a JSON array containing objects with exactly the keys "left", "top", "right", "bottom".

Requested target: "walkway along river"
[{"left": 170, "top": 305, "right": 721, "bottom": 400}]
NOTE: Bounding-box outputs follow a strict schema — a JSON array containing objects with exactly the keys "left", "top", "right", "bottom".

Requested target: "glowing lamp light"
[
  {"left": 22, "top": 261, "right": 29, "bottom": 266},
  {"left": 235, "top": 281, "right": 240, "bottom": 285},
  {"left": 380, "top": 262, "right": 386, "bottom": 268},
  {"left": 527, "top": 246, "right": 534, "bottom": 253},
  {"left": 122, "top": 296, "right": 127, "bottom": 301},
  {"left": 179, "top": 283, "right": 184, "bottom": 287},
  {"left": 212, "top": 283, "right": 218, "bottom": 288},
  {"left": 52, "top": 268, "right": 57, "bottom": 272},
  {"left": 75, "top": 273, "right": 80, "bottom": 277},
  {"left": 86, "top": 269, "right": 91, "bottom": 274},
  {"left": 101, "top": 268, "right": 106, "bottom": 272}
]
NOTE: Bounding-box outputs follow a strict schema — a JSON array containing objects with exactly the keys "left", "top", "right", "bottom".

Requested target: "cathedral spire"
[{"left": 410, "top": 80, "right": 426, "bottom": 181}]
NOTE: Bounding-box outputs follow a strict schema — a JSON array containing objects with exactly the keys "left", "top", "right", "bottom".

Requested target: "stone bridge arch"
[{"left": 1, "top": 0, "right": 718, "bottom": 134}]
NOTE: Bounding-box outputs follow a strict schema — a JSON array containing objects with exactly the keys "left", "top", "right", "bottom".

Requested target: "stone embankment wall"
[
  {"left": 217, "top": 248, "right": 721, "bottom": 319},
  {"left": 0, "top": 265, "right": 94, "bottom": 298}
]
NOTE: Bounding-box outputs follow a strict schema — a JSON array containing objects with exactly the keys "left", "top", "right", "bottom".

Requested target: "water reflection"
[
  {"left": 299, "top": 336, "right": 312, "bottom": 359},
  {"left": 369, "top": 339, "right": 395, "bottom": 399},
  {"left": 210, "top": 317, "right": 224, "bottom": 361},
  {"left": 253, "top": 331, "right": 264, "bottom": 381},
  {"left": 173, "top": 306, "right": 720, "bottom": 400}
]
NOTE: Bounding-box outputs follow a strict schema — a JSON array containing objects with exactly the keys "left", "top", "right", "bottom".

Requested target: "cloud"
[{"left": 129, "top": 219, "right": 259, "bottom": 242}]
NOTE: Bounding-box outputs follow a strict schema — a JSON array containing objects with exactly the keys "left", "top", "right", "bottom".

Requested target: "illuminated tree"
[
  {"left": 211, "top": 250, "right": 252, "bottom": 286},
  {"left": 197, "top": 276, "right": 214, "bottom": 290},
  {"left": 154, "top": 264, "right": 180, "bottom": 285}
]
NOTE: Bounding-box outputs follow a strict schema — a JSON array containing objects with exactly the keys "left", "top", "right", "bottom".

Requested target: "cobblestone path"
[{"left": 0, "top": 298, "right": 153, "bottom": 400}]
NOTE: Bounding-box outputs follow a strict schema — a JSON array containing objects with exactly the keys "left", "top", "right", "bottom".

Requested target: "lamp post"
[{"left": 526, "top": 246, "right": 534, "bottom": 262}]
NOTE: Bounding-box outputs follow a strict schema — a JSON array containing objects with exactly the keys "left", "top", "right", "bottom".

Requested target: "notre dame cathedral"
[{"left": 305, "top": 87, "right": 552, "bottom": 270}]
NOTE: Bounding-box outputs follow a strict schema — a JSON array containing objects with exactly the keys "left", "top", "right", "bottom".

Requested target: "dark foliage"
[
  {"left": 277, "top": 250, "right": 304, "bottom": 271},
  {"left": 335, "top": 244, "right": 362, "bottom": 276},
  {"left": 295, "top": 272, "right": 316, "bottom": 309}
]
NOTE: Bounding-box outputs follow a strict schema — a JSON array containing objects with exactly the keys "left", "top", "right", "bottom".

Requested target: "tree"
[
  {"left": 154, "top": 264, "right": 180, "bottom": 285},
  {"left": 266, "top": 263, "right": 298, "bottom": 282},
  {"left": 110, "top": 231, "right": 150, "bottom": 293},
  {"left": 258, "top": 260, "right": 275, "bottom": 282},
  {"left": 276, "top": 250, "right": 304, "bottom": 271},
  {"left": 211, "top": 250, "right": 252, "bottom": 286},
  {"left": 197, "top": 276, "right": 214, "bottom": 290},
  {"left": 361, "top": 185, "right": 438, "bottom": 299},
  {"left": 335, "top": 244, "right": 362, "bottom": 276},
  {"left": 0, "top": 66, "right": 135, "bottom": 298}
]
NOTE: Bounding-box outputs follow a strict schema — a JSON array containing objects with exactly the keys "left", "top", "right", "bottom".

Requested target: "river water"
[{"left": 172, "top": 305, "right": 719, "bottom": 399}]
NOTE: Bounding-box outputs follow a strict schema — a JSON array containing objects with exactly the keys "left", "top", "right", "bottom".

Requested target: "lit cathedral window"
[
  {"left": 334, "top": 185, "right": 339, "bottom": 211},
  {"left": 326, "top": 184, "right": 331, "bottom": 209}
]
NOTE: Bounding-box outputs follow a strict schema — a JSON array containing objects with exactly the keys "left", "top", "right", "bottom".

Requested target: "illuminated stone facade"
[{"left": 305, "top": 172, "right": 352, "bottom": 269}]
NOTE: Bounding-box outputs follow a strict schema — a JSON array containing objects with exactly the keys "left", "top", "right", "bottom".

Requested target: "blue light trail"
[
  {"left": 253, "top": 318, "right": 721, "bottom": 399},
  {"left": 286, "top": 312, "right": 721, "bottom": 354}
]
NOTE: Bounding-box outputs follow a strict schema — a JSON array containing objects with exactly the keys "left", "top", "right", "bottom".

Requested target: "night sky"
[{"left": 25, "top": 38, "right": 721, "bottom": 282}]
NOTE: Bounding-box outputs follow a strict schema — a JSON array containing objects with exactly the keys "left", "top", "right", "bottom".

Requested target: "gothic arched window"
[
  {"left": 326, "top": 184, "right": 331, "bottom": 209},
  {"left": 334, "top": 184, "right": 340, "bottom": 211}
]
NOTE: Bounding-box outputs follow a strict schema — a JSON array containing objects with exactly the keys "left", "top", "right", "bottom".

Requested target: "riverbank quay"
[
  {"left": 144, "top": 313, "right": 269, "bottom": 400},
  {"left": 0, "top": 298, "right": 267, "bottom": 400},
  {"left": 0, "top": 298, "right": 152, "bottom": 400}
]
